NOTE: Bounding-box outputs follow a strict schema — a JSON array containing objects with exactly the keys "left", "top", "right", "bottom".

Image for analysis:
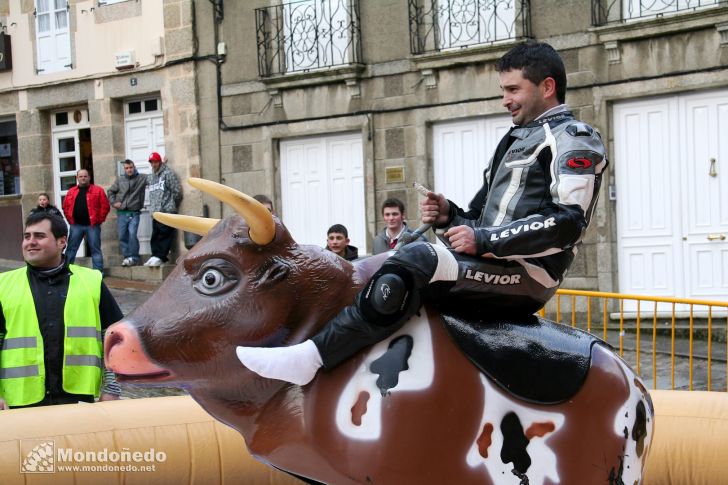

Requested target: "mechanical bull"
[{"left": 105, "top": 178, "right": 654, "bottom": 485}]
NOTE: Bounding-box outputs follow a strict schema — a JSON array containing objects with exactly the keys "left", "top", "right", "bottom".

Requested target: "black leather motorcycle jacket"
[{"left": 439, "top": 106, "right": 608, "bottom": 288}]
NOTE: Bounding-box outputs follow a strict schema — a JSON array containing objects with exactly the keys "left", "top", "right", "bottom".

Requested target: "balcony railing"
[
  {"left": 592, "top": 0, "right": 722, "bottom": 26},
  {"left": 256, "top": 0, "right": 362, "bottom": 77},
  {"left": 409, "top": 0, "right": 531, "bottom": 55}
]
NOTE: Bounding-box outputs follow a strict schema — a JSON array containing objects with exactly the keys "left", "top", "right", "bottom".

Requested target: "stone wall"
[{"left": 0, "top": 0, "right": 201, "bottom": 263}]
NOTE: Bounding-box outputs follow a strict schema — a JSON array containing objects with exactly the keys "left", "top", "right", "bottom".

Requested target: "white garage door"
[
  {"left": 280, "top": 132, "right": 366, "bottom": 253},
  {"left": 433, "top": 115, "right": 512, "bottom": 210},
  {"left": 614, "top": 90, "right": 728, "bottom": 304}
]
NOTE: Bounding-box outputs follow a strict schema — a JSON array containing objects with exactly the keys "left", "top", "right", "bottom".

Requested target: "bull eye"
[
  {"left": 192, "top": 259, "right": 239, "bottom": 296},
  {"left": 205, "top": 271, "right": 219, "bottom": 286},
  {"left": 194, "top": 268, "right": 232, "bottom": 295}
]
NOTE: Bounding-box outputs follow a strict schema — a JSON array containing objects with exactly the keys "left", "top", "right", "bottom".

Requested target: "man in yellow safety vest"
[{"left": 0, "top": 211, "right": 122, "bottom": 409}]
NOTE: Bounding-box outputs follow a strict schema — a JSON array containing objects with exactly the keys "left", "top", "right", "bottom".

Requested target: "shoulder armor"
[{"left": 565, "top": 122, "right": 594, "bottom": 137}]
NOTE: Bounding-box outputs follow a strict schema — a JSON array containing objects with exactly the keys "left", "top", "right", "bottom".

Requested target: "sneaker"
[
  {"left": 121, "top": 257, "right": 132, "bottom": 267},
  {"left": 145, "top": 256, "right": 162, "bottom": 267}
]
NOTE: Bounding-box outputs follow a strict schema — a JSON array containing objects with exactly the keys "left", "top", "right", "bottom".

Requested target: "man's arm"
[
  {"left": 62, "top": 188, "right": 73, "bottom": 220},
  {"left": 170, "top": 171, "right": 183, "bottom": 208},
  {"left": 466, "top": 204, "right": 585, "bottom": 258},
  {"left": 98, "top": 188, "right": 111, "bottom": 223},
  {"left": 473, "top": 135, "right": 606, "bottom": 259},
  {"left": 106, "top": 179, "right": 119, "bottom": 205},
  {"left": 446, "top": 127, "right": 606, "bottom": 258}
]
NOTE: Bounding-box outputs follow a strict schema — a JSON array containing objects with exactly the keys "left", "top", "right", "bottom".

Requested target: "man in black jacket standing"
[
  {"left": 107, "top": 159, "right": 148, "bottom": 267},
  {"left": 0, "top": 212, "right": 123, "bottom": 409}
]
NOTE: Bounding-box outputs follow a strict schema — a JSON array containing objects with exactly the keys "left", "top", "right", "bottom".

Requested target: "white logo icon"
[
  {"left": 380, "top": 283, "right": 391, "bottom": 302},
  {"left": 21, "top": 440, "right": 55, "bottom": 473}
]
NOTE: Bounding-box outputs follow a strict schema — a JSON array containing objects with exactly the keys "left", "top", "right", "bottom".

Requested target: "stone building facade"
[
  {"left": 190, "top": 0, "right": 728, "bottom": 301},
  {"left": 0, "top": 0, "right": 203, "bottom": 265}
]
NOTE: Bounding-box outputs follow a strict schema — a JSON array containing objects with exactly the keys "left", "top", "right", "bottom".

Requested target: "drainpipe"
[{"left": 207, "top": 0, "right": 225, "bottom": 217}]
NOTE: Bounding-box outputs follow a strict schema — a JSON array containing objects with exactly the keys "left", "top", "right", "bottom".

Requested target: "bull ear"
[
  {"left": 188, "top": 178, "right": 275, "bottom": 246},
  {"left": 153, "top": 213, "right": 220, "bottom": 236}
]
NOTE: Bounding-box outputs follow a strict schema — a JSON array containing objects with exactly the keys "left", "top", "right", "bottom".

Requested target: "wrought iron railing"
[
  {"left": 256, "top": 0, "right": 362, "bottom": 77},
  {"left": 409, "top": 0, "right": 531, "bottom": 55},
  {"left": 592, "top": 0, "right": 722, "bottom": 26}
]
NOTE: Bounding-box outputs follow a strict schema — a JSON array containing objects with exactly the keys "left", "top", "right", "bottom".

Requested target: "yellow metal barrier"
[{"left": 539, "top": 290, "right": 728, "bottom": 392}]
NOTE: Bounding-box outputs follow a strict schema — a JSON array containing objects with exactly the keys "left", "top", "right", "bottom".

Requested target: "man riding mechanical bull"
[{"left": 236, "top": 41, "right": 608, "bottom": 386}]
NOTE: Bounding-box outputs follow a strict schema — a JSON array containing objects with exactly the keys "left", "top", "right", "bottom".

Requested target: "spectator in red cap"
[{"left": 144, "top": 152, "right": 182, "bottom": 267}]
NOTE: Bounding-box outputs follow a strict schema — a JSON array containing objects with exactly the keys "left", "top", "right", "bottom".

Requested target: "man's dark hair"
[
  {"left": 381, "top": 198, "right": 405, "bottom": 215},
  {"left": 122, "top": 159, "right": 135, "bottom": 166},
  {"left": 496, "top": 41, "right": 567, "bottom": 104},
  {"left": 39, "top": 192, "right": 50, "bottom": 199},
  {"left": 253, "top": 194, "right": 273, "bottom": 206},
  {"left": 327, "top": 224, "right": 348, "bottom": 238},
  {"left": 25, "top": 212, "right": 68, "bottom": 239}
]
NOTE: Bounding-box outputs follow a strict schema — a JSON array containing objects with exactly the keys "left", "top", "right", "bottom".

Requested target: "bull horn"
[
  {"left": 187, "top": 178, "right": 275, "bottom": 246},
  {"left": 153, "top": 213, "right": 220, "bottom": 236}
]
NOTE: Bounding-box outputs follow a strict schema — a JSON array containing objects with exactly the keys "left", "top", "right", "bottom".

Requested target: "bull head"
[
  {"left": 152, "top": 178, "right": 275, "bottom": 245},
  {"left": 105, "top": 178, "right": 367, "bottom": 415}
]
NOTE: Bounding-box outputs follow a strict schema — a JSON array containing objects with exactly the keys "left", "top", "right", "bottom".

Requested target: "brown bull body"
[{"left": 105, "top": 209, "right": 653, "bottom": 484}]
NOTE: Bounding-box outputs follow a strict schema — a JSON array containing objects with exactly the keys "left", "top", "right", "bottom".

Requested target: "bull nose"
[{"left": 104, "top": 321, "right": 166, "bottom": 375}]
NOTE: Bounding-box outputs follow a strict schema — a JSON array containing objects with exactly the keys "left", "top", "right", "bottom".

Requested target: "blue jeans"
[
  {"left": 116, "top": 212, "right": 141, "bottom": 261},
  {"left": 66, "top": 224, "right": 104, "bottom": 272}
]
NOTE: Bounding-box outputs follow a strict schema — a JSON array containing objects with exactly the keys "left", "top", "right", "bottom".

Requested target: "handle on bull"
[
  {"left": 392, "top": 181, "right": 436, "bottom": 251},
  {"left": 393, "top": 223, "right": 432, "bottom": 251}
]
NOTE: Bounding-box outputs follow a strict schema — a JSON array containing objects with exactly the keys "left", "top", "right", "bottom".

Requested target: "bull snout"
[{"left": 105, "top": 321, "right": 170, "bottom": 379}]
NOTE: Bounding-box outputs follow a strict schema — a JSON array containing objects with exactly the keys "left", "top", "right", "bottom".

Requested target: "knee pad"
[
  {"left": 359, "top": 266, "right": 418, "bottom": 327},
  {"left": 369, "top": 273, "right": 407, "bottom": 316}
]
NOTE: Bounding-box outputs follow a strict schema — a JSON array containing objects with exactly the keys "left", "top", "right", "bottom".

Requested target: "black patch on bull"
[
  {"left": 500, "top": 412, "right": 531, "bottom": 479},
  {"left": 369, "top": 335, "right": 413, "bottom": 396},
  {"left": 632, "top": 400, "right": 648, "bottom": 457},
  {"left": 608, "top": 455, "right": 625, "bottom": 485}
]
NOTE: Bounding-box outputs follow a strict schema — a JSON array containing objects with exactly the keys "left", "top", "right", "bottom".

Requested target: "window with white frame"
[{"left": 35, "top": 0, "right": 72, "bottom": 74}]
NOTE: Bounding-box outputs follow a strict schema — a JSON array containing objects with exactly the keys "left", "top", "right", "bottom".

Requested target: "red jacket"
[{"left": 62, "top": 184, "right": 110, "bottom": 226}]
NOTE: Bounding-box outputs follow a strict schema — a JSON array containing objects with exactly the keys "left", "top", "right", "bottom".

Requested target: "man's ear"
[
  {"left": 542, "top": 77, "right": 557, "bottom": 100},
  {"left": 58, "top": 236, "right": 67, "bottom": 250}
]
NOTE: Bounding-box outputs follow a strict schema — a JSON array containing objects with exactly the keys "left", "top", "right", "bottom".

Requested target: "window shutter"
[{"left": 35, "top": 0, "right": 71, "bottom": 74}]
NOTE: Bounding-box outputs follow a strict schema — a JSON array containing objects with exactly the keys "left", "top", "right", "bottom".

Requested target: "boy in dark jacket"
[
  {"left": 29, "top": 193, "right": 63, "bottom": 219},
  {"left": 325, "top": 224, "right": 358, "bottom": 261},
  {"left": 107, "top": 160, "right": 148, "bottom": 266}
]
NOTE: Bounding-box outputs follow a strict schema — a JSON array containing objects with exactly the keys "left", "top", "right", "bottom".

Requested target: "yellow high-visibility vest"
[{"left": 0, "top": 265, "right": 102, "bottom": 407}]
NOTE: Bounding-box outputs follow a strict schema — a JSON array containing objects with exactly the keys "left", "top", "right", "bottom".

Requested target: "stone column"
[
  {"left": 89, "top": 98, "right": 127, "bottom": 266},
  {"left": 17, "top": 109, "right": 52, "bottom": 215}
]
